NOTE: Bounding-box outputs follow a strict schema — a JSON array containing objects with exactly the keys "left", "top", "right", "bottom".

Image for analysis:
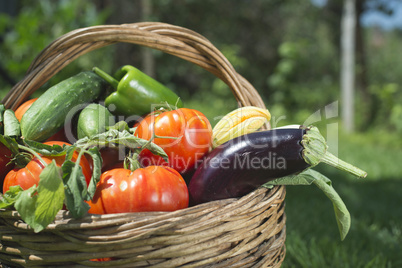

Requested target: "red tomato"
[
  {"left": 2, "top": 141, "right": 92, "bottom": 193},
  {"left": 135, "top": 108, "right": 212, "bottom": 174},
  {"left": 3, "top": 157, "right": 52, "bottom": 193},
  {"left": 14, "top": 98, "right": 38, "bottom": 122},
  {"left": 87, "top": 166, "right": 189, "bottom": 214},
  {"left": 0, "top": 142, "right": 14, "bottom": 189}
]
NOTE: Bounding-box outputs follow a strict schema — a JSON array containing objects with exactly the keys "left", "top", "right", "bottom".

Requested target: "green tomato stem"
[
  {"left": 18, "top": 144, "right": 47, "bottom": 167},
  {"left": 125, "top": 152, "right": 141, "bottom": 172},
  {"left": 138, "top": 122, "right": 178, "bottom": 153},
  {"left": 72, "top": 146, "right": 86, "bottom": 174}
]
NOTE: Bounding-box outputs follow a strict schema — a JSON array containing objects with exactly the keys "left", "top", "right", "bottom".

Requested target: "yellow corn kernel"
[{"left": 212, "top": 106, "right": 271, "bottom": 147}]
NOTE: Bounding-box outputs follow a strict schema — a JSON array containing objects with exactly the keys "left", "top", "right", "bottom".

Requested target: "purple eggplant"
[{"left": 188, "top": 125, "right": 367, "bottom": 205}]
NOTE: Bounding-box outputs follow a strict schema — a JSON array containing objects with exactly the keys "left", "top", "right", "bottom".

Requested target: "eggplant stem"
[
  {"left": 321, "top": 151, "right": 367, "bottom": 178},
  {"left": 301, "top": 126, "right": 367, "bottom": 178}
]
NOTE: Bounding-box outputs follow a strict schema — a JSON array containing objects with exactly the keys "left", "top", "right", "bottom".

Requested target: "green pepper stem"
[
  {"left": 92, "top": 67, "right": 119, "bottom": 89},
  {"left": 301, "top": 126, "right": 367, "bottom": 178}
]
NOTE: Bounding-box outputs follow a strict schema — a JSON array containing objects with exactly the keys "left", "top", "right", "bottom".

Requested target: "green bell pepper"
[{"left": 93, "top": 65, "right": 183, "bottom": 117}]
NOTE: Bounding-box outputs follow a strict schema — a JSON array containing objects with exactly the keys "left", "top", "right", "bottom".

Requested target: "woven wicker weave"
[{"left": 0, "top": 22, "right": 285, "bottom": 267}]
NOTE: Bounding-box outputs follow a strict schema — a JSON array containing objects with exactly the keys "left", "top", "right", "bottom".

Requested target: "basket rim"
[{"left": 0, "top": 186, "right": 284, "bottom": 231}]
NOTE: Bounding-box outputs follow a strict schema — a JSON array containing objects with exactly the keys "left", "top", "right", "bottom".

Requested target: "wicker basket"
[{"left": 0, "top": 22, "right": 286, "bottom": 267}]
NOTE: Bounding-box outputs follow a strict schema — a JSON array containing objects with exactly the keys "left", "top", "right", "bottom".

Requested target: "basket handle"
[{"left": 2, "top": 22, "right": 267, "bottom": 118}]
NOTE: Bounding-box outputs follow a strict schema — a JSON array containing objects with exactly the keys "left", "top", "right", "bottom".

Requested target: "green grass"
[{"left": 282, "top": 131, "right": 402, "bottom": 268}]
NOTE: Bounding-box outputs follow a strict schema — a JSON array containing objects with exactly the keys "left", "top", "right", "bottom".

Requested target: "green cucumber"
[
  {"left": 77, "top": 103, "right": 115, "bottom": 139},
  {"left": 20, "top": 71, "right": 108, "bottom": 141}
]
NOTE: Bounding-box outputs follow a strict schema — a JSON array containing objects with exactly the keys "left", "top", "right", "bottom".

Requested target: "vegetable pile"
[{"left": 0, "top": 65, "right": 366, "bottom": 243}]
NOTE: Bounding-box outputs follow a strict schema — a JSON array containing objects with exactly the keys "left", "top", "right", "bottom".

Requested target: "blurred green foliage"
[
  {"left": 1, "top": 0, "right": 401, "bottom": 136},
  {"left": 180, "top": 44, "right": 244, "bottom": 126},
  {"left": 267, "top": 40, "right": 340, "bottom": 127},
  {"left": 0, "top": 0, "right": 112, "bottom": 99}
]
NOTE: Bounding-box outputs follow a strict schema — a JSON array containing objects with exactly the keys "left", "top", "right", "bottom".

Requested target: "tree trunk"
[{"left": 340, "top": 0, "right": 356, "bottom": 133}]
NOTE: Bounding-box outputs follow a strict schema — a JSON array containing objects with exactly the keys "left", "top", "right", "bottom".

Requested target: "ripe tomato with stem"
[
  {"left": 134, "top": 108, "right": 212, "bottom": 174},
  {"left": 87, "top": 164, "right": 189, "bottom": 214},
  {"left": 2, "top": 141, "right": 92, "bottom": 193}
]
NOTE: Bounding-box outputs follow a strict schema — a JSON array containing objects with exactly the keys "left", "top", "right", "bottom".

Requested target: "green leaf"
[
  {"left": 24, "top": 139, "right": 67, "bottom": 156},
  {"left": 0, "top": 104, "right": 5, "bottom": 118},
  {"left": 1, "top": 134, "right": 33, "bottom": 168},
  {"left": 3, "top": 109, "right": 20, "bottom": 137},
  {"left": 0, "top": 104, "right": 5, "bottom": 134},
  {"left": 0, "top": 134, "right": 18, "bottom": 153},
  {"left": 75, "top": 128, "right": 168, "bottom": 163},
  {"left": 85, "top": 146, "right": 102, "bottom": 199},
  {"left": 107, "top": 120, "right": 130, "bottom": 132},
  {"left": 0, "top": 185, "right": 24, "bottom": 209},
  {"left": 13, "top": 162, "right": 65, "bottom": 233},
  {"left": 116, "top": 130, "right": 168, "bottom": 163},
  {"left": 263, "top": 169, "right": 351, "bottom": 241},
  {"left": 64, "top": 144, "right": 77, "bottom": 161},
  {"left": 34, "top": 160, "right": 65, "bottom": 232},
  {"left": 62, "top": 160, "right": 89, "bottom": 218},
  {"left": 14, "top": 185, "right": 38, "bottom": 230}
]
